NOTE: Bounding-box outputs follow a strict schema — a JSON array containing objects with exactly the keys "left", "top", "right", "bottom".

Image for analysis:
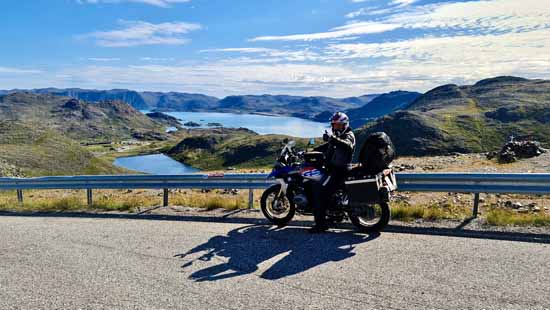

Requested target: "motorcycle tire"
[
  {"left": 260, "top": 184, "right": 296, "bottom": 226},
  {"left": 348, "top": 202, "right": 390, "bottom": 233}
]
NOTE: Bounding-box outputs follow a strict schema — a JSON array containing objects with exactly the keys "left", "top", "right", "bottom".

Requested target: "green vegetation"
[
  {"left": 486, "top": 208, "right": 550, "bottom": 226},
  {"left": 166, "top": 128, "right": 312, "bottom": 170}
]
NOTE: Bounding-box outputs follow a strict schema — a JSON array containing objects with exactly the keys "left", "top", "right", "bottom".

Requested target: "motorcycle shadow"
[{"left": 175, "top": 225, "right": 379, "bottom": 281}]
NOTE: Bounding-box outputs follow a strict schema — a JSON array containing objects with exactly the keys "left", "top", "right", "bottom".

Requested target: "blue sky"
[{"left": 0, "top": 0, "right": 548, "bottom": 97}]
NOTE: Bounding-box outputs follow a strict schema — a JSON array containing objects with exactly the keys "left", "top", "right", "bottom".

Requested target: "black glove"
[{"left": 323, "top": 130, "right": 331, "bottom": 142}]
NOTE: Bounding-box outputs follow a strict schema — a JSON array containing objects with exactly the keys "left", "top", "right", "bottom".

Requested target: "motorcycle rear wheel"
[
  {"left": 348, "top": 202, "right": 390, "bottom": 232},
  {"left": 260, "top": 184, "right": 296, "bottom": 226}
]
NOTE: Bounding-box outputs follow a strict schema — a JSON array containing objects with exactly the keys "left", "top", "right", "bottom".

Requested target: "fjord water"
[
  {"left": 115, "top": 112, "right": 328, "bottom": 174},
  {"left": 156, "top": 111, "right": 329, "bottom": 138}
]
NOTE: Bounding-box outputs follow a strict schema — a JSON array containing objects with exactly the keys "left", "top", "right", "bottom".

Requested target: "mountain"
[
  {"left": 354, "top": 76, "right": 550, "bottom": 156},
  {"left": 32, "top": 88, "right": 150, "bottom": 110},
  {"left": 7, "top": 88, "right": 383, "bottom": 121},
  {"left": 346, "top": 91, "right": 422, "bottom": 128},
  {"left": 140, "top": 92, "right": 219, "bottom": 111},
  {"left": 0, "top": 92, "right": 167, "bottom": 142}
]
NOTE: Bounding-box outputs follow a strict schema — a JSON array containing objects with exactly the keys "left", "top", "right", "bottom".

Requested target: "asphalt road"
[{"left": 1, "top": 214, "right": 549, "bottom": 310}]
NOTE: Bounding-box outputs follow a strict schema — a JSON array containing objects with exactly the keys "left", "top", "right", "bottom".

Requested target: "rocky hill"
[
  {"left": 0, "top": 92, "right": 167, "bottom": 142},
  {"left": 166, "top": 128, "right": 310, "bottom": 170},
  {"left": 354, "top": 77, "right": 550, "bottom": 156}
]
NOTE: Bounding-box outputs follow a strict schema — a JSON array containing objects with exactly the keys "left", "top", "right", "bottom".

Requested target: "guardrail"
[{"left": 1, "top": 173, "right": 549, "bottom": 216}]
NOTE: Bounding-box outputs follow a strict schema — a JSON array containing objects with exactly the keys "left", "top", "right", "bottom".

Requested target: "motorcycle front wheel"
[
  {"left": 348, "top": 202, "right": 390, "bottom": 233},
  {"left": 260, "top": 184, "right": 296, "bottom": 226}
]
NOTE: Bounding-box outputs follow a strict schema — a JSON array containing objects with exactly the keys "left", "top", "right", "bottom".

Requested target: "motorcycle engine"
[
  {"left": 292, "top": 194, "right": 308, "bottom": 208},
  {"left": 332, "top": 190, "right": 349, "bottom": 209}
]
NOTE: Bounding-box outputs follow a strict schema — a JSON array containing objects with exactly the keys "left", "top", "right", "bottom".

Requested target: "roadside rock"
[
  {"left": 0, "top": 159, "right": 24, "bottom": 177},
  {"left": 497, "top": 137, "right": 546, "bottom": 163},
  {"left": 394, "top": 164, "right": 415, "bottom": 171}
]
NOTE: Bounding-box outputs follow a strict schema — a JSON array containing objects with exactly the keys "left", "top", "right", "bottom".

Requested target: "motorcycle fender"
[{"left": 275, "top": 178, "right": 289, "bottom": 196}]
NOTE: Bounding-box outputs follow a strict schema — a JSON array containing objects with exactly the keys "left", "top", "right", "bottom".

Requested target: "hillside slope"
[
  {"left": 0, "top": 121, "right": 126, "bottom": 176},
  {"left": 354, "top": 77, "right": 550, "bottom": 156}
]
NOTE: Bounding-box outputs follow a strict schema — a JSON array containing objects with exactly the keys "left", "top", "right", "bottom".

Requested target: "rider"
[{"left": 309, "top": 112, "right": 356, "bottom": 233}]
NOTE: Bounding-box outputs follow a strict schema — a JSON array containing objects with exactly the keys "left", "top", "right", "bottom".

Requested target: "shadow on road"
[
  {"left": 175, "top": 225, "right": 379, "bottom": 281},
  {"left": 1, "top": 210, "right": 549, "bottom": 244}
]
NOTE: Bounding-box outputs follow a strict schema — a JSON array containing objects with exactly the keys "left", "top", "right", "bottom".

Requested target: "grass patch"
[
  {"left": 0, "top": 189, "right": 255, "bottom": 213},
  {"left": 171, "top": 191, "right": 250, "bottom": 211},
  {"left": 486, "top": 208, "right": 550, "bottom": 227},
  {"left": 391, "top": 202, "right": 471, "bottom": 222}
]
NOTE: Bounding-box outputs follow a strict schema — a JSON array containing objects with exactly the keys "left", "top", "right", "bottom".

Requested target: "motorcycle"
[{"left": 260, "top": 139, "right": 397, "bottom": 232}]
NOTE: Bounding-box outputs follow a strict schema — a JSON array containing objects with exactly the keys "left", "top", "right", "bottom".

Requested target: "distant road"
[{"left": 1, "top": 214, "right": 549, "bottom": 310}]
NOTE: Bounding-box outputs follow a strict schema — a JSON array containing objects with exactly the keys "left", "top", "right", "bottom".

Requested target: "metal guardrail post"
[
  {"left": 163, "top": 188, "right": 169, "bottom": 207},
  {"left": 16, "top": 189, "right": 23, "bottom": 205},
  {"left": 248, "top": 189, "right": 254, "bottom": 209},
  {"left": 473, "top": 193, "right": 480, "bottom": 218},
  {"left": 87, "top": 189, "right": 93, "bottom": 208}
]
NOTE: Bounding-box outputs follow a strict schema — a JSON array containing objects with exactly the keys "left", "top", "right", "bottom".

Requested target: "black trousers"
[{"left": 310, "top": 171, "right": 346, "bottom": 227}]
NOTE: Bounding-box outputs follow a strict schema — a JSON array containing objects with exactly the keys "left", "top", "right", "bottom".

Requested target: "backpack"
[{"left": 358, "top": 132, "right": 396, "bottom": 175}]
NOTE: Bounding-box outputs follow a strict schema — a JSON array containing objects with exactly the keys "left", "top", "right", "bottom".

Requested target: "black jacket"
[{"left": 314, "top": 128, "right": 356, "bottom": 171}]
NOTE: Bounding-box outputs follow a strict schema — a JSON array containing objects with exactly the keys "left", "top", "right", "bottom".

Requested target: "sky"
[{"left": 0, "top": 0, "right": 548, "bottom": 98}]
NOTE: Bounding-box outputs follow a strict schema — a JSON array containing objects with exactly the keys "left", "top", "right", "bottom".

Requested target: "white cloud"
[
  {"left": 80, "top": 20, "right": 201, "bottom": 47},
  {"left": 0, "top": 67, "right": 42, "bottom": 74},
  {"left": 200, "top": 47, "right": 323, "bottom": 63},
  {"left": 87, "top": 57, "right": 120, "bottom": 61},
  {"left": 391, "top": 0, "right": 418, "bottom": 7},
  {"left": 265, "top": 0, "right": 550, "bottom": 41},
  {"left": 325, "top": 28, "right": 550, "bottom": 86},
  {"left": 77, "top": 0, "right": 190, "bottom": 8},
  {"left": 140, "top": 57, "right": 175, "bottom": 62},
  {"left": 389, "top": 0, "right": 550, "bottom": 34},
  {"left": 200, "top": 48, "right": 277, "bottom": 53},
  {"left": 250, "top": 22, "right": 400, "bottom": 41}
]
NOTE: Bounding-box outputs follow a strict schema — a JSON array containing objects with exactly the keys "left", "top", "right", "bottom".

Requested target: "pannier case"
[{"left": 345, "top": 170, "right": 397, "bottom": 204}]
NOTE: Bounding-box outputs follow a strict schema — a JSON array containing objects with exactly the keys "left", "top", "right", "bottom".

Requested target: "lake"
[
  {"left": 146, "top": 111, "right": 329, "bottom": 138},
  {"left": 114, "top": 154, "right": 200, "bottom": 175}
]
